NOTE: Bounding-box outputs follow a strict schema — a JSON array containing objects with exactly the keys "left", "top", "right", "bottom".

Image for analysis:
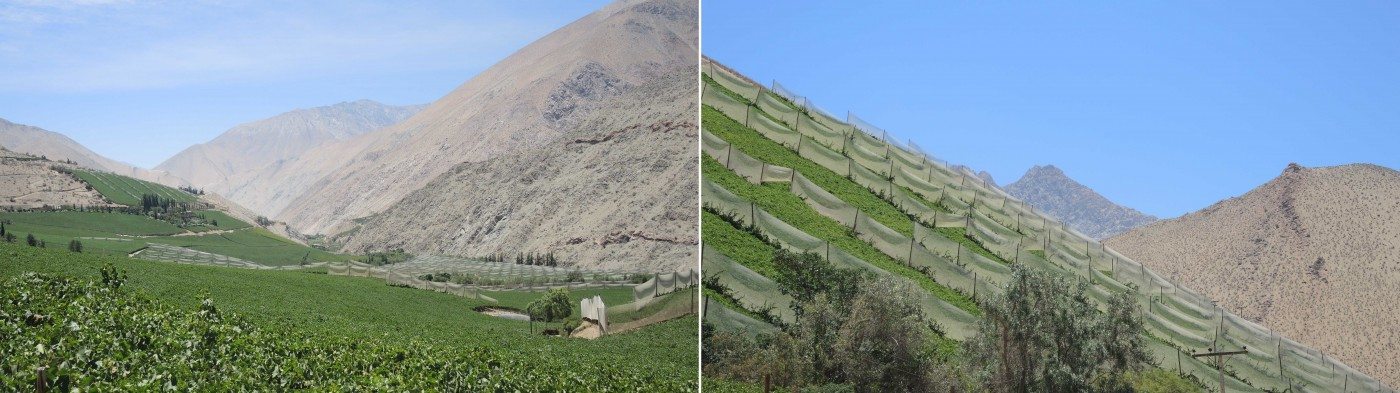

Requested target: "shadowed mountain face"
[
  {"left": 154, "top": 100, "right": 424, "bottom": 215},
  {"left": 1004, "top": 165, "right": 1157, "bottom": 240},
  {"left": 1106, "top": 163, "right": 1400, "bottom": 386},
  {"left": 270, "top": 0, "right": 699, "bottom": 239},
  {"left": 0, "top": 118, "right": 186, "bottom": 187}
]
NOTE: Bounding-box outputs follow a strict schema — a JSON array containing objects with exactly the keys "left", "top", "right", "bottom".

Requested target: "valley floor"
[{"left": 0, "top": 241, "right": 698, "bottom": 390}]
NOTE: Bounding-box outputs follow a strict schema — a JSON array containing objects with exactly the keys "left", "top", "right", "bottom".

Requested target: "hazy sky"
[
  {"left": 703, "top": 1, "right": 1400, "bottom": 218},
  {"left": 0, "top": 0, "right": 607, "bottom": 168}
]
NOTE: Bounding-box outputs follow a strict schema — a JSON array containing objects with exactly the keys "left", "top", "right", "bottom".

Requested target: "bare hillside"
[
  {"left": 273, "top": 0, "right": 699, "bottom": 235},
  {"left": 1006, "top": 165, "right": 1157, "bottom": 240},
  {"left": 0, "top": 118, "right": 186, "bottom": 187},
  {"left": 337, "top": 70, "right": 696, "bottom": 272},
  {"left": 0, "top": 148, "right": 108, "bottom": 208},
  {"left": 155, "top": 100, "right": 424, "bottom": 215},
  {"left": 1106, "top": 163, "right": 1400, "bottom": 386}
]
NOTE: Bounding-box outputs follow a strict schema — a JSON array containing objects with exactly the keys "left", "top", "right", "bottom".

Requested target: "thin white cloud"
[{"left": 0, "top": 1, "right": 567, "bottom": 92}]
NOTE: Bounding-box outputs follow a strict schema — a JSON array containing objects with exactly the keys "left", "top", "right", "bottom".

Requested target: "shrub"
[
  {"left": 525, "top": 288, "right": 573, "bottom": 328},
  {"left": 562, "top": 317, "right": 580, "bottom": 334},
  {"left": 963, "top": 265, "right": 1149, "bottom": 392},
  {"left": 100, "top": 263, "right": 126, "bottom": 290},
  {"left": 1114, "top": 369, "right": 1204, "bottom": 392}
]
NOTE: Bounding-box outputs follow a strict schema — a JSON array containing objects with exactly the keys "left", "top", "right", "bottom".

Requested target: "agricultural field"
[
  {"left": 0, "top": 242, "right": 698, "bottom": 390},
  {"left": 70, "top": 168, "right": 195, "bottom": 206},
  {"left": 187, "top": 210, "right": 252, "bottom": 231},
  {"left": 1, "top": 210, "right": 353, "bottom": 266},
  {"left": 142, "top": 227, "right": 352, "bottom": 266},
  {"left": 386, "top": 254, "right": 647, "bottom": 287}
]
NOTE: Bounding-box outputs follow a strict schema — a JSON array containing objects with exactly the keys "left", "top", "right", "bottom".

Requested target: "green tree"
[
  {"left": 835, "top": 278, "right": 953, "bottom": 392},
  {"left": 772, "top": 250, "right": 866, "bottom": 317},
  {"left": 68, "top": 239, "right": 83, "bottom": 253},
  {"left": 26, "top": 233, "right": 37, "bottom": 247},
  {"left": 526, "top": 288, "right": 573, "bottom": 333},
  {"left": 964, "top": 265, "right": 1149, "bottom": 392}
]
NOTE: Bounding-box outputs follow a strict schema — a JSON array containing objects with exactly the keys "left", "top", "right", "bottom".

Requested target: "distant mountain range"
[
  {"left": 154, "top": 100, "right": 425, "bottom": 216},
  {"left": 1107, "top": 163, "right": 1400, "bottom": 386},
  {"left": 0, "top": 118, "right": 187, "bottom": 187},
  {"left": 1003, "top": 164, "right": 1157, "bottom": 240}
]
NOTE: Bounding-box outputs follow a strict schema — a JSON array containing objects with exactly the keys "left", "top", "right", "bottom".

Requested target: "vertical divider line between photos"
[{"left": 694, "top": 11, "right": 706, "bottom": 390}]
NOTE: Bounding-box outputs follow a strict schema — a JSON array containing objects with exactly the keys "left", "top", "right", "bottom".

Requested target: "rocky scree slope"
[
  {"left": 336, "top": 70, "right": 698, "bottom": 272},
  {"left": 1106, "top": 163, "right": 1400, "bottom": 386},
  {"left": 0, "top": 148, "right": 109, "bottom": 208}
]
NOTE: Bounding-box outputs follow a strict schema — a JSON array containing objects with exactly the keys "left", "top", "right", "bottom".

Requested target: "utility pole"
[{"left": 1192, "top": 346, "right": 1248, "bottom": 393}]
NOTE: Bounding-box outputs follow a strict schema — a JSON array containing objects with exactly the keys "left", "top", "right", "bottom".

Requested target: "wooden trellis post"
[{"left": 1193, "top": 347, "right": 1248, "bottom": 393}]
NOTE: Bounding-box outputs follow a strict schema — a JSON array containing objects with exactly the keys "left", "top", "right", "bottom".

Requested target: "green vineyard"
[
  {"left": 70, "top": 169, "right": 196, "bottom": 206},
  {"left": 0, "top": 242, "right": 698, "bottom": 391},
  {"left": 699, "top": 59, "right": 1390, "bottom": 393}
]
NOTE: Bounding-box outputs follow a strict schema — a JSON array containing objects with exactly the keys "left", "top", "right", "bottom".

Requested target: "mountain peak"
[
  {"left": 1005, "top": 164, "right": 1156, "bottom": 240},
  {"left": 1026, "top": 164, "right": 1066, "bottom": 178}
]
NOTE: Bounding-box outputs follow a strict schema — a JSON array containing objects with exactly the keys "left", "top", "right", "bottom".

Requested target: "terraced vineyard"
[
  {"left": 70, "top": 168, "right": 196, "bottom": 206},
  {"left": 0, "top": 242, "right": 698, "bottom": 390},
  {"left": 0, "top": 164, "right": 349, "bottom": 268},
  {"left": 699, "top": 60, "right": 1392, "bottom": 392}
]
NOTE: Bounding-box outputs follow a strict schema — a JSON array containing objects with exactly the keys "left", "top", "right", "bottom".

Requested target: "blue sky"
[
  {"left": 703, "top": 1, "right": 1400, "bottom": 218},
  {"left": 0, "top": 0, "right": 607, "bottom": 168}
]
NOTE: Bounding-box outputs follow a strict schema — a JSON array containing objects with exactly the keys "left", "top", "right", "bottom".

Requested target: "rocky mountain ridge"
[{"left": 1004, "top": 164, "right": 1157, "bottom": 240}]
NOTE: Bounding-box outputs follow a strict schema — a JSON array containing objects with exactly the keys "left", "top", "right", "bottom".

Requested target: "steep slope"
[
  {"left": 337, "top": 70, "right": 696, "bottom": 272},
  {"left": 1005, "top": 165, "right": 1157, "bottom": 239},
  {"left": 155, "top": 100, "right": 424, "bottom": 209},
  {"left": 274, "top": 0, "right": 698, "bottom": 235},
  {"left": 0, "top": 147, "right": 108, "bottom": 208},
  {"left": 1106, "top": 163, "right": 1400, "bottom": 386},
  {"left": 0, "top": 118, "right": 185, "bottom": 186}
]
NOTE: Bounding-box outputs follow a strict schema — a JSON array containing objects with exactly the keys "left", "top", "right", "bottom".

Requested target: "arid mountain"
[
  {"left": 272, "top": 0, "right": 698, "bottom": 237},
  {"left": 156, "top": 100, "right": 422, "bottom": 190},
  {"left": 336, "top": 70, "right": 697, "bottom": 272},
  {"left": 0, "top": 147, "right": 108, "bottom": 208},
  {"left": 1005, "top": 165, "right": 1157, "bottom": 240},
  {"left": 154, "top": 100, "right": 423, "bottom": 215},
  {"left": 0, "top": 118, "right": 186, "bottom": 186},
  {"left": 1106, "top": 163, "right": 1400, "bottom": 386}
]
